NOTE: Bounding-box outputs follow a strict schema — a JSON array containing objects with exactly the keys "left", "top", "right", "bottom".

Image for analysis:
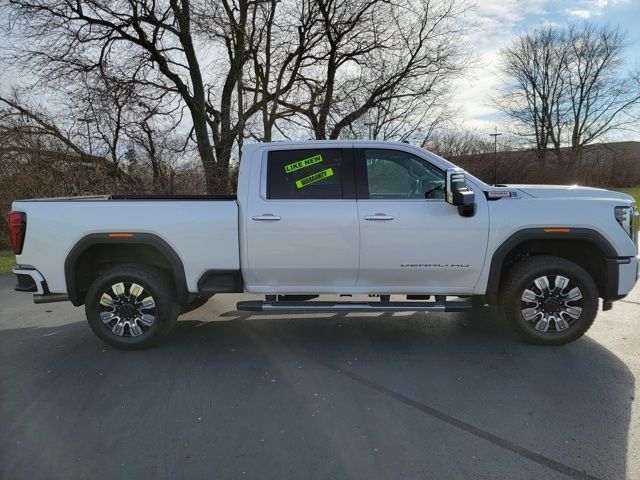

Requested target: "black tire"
[
  {"left": 501, "top": 255, "right": 598, "bottom": 346},
  {"left": 85, "top": 265, "right": 179, "bottom": 349}
]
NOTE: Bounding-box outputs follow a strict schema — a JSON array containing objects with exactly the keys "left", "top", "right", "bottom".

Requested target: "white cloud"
[
  {"left": 567, "top": 9, "right": 592, "bottom": 18},
  {"left": 565, "top": 0, "right": 630, "bottom": 19},
  {"left": 590, "top": 0, "right": 629, "bottom": 7},
  {"left": 472, "top": 0, "right": 549, "bottom": 21}
]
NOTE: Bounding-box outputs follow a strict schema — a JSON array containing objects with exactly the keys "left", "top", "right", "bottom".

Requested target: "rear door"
[
  {"left": 355, "top": 147, "right": 489, "bottom": 294},
  {"left": 244, "top": 147, "right": 359, "bottom": 292}
]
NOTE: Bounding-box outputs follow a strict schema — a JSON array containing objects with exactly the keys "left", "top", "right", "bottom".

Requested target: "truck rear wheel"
[
  {"left": 501, "top": 255, "right": 598, "bottom": 346},
  {"left": 85, "top": 265, "right": 179, "bottom": 349}
]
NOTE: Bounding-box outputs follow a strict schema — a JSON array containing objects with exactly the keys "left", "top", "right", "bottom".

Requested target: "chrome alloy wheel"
[
  {"left": 520, "top": 275, "right": 583, "bottom": 333},
  {"left": 98, "top": 282, "right": 156, "bottom": 337}
]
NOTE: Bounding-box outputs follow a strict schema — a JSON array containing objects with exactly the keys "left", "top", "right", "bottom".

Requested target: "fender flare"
[
  {"left": 64, "top": 233, "right": 189, "bottom": 306},
  {"left": 485, "top": 227, "right": 618, "bottom": 304}
]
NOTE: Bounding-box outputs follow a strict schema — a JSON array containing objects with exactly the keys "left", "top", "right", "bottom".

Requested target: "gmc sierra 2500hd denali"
[{"left": 8, "top": 141, "right": 640, "bottom": 349}]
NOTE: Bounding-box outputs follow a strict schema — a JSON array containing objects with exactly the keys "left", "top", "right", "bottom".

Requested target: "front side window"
[
  {"left": 364, "top": 149, "right": 445, "bottom": 200},
  {"left": 267, "top": 149, "right": 344, "bottom": 199}
]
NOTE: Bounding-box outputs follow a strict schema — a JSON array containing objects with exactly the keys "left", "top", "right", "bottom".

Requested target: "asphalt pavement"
[{"left": 1, "top": 272, "right": 639, "bottom": 480}]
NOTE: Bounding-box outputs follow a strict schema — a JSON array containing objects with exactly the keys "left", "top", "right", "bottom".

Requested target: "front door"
[
  {"left": 244, "top": 147, "right": 359, "bottom": 292},
  {"left": 356, "top": 148, "right": 489, "bottom": 294}
]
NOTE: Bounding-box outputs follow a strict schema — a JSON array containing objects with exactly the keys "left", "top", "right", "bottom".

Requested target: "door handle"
[
  {"left": 364, "top": 213, "right": 394, "bottom": 221},
  {"left": 252, "top": 214, "right": 281, "bottom": 221}
]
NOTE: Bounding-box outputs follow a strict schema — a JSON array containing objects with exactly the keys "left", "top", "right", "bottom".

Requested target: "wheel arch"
[
  {"left": 486, "top": 228, "right": 619, "bottom": 304},
  {"left": 64, "top": 233, "right": 189, "bottom": 306}
]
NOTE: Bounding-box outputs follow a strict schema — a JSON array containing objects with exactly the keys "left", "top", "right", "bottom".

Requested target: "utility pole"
[
  {"left": 489, "top": 126, "right": 502, "bottom": 185},
  {"left": 364, "top": 121, "right": 375, "bottom": 140},
  {"left": 78, "top": 117, "right": 95, "bottom": 156}
]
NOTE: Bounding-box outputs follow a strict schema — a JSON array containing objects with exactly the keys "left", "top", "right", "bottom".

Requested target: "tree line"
[
  {"left": 1, "top": 0, "right": 639, "bottom": 209},
  {"left": 2, "top": 0, "right": 471, "bottom": 194}
]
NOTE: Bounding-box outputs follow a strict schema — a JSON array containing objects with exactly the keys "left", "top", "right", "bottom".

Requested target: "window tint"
[
  {"left": 364, "top": 149, "right": 445, "bottom": 200},
  {"left": 268, "top": 149, "right": 344, "bottom": 199}
]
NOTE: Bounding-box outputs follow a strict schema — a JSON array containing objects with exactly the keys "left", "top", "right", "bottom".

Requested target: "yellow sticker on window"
[
  {"left": 285, "top": 154, "right": 323, "bottom": 173},
  {"left": 295, "top": 168, "right": 334, "bottom": 189}
]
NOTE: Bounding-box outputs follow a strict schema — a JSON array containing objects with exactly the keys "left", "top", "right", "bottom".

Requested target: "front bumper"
[
  {"left": 615, "top": 255, "right": 640, "bottom": 297},
  {"left": 12, "top": 265, "right": 48, "bottom": 295}
]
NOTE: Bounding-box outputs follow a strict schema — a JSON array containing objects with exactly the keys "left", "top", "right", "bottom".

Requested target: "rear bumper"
[{"left": 12, "top": 265, "right": 48, "bottom": 295}]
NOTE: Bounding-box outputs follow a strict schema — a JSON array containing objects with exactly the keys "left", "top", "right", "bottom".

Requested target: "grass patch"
[
  {"left": 0, "top": 250, "right": 14, "bottom": 274},
  {"left": 614, "top": 187, "right": 640, "bottom": 206}
]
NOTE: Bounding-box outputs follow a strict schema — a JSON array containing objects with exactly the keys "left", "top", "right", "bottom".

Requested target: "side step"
[{"left": 236, "top": 299, "right": 473, "bottom": 313}]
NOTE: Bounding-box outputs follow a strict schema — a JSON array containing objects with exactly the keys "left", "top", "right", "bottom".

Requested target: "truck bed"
[
  {"left": 13, "top": 197, "right": 240, "bottom": 295},
  {"left": 18, "top": 194, "right": 237, "bottom": 201},
  {"left": 110, "top": 194, "right": 237, "bottom": 200}
]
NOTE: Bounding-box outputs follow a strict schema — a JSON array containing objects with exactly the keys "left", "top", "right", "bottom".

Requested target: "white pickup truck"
[{"left": 8, "top": 141, "right": 639, "bottom": 349}]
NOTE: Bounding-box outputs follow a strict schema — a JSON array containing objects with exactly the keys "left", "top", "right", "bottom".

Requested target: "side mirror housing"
[{"left": 445, "top": 168, "right": 476, "bottom": 217}]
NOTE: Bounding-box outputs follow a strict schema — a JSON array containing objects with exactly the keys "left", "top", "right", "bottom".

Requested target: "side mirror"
[{"left": 445, "top": 168, "right": 476, "bottom": 217}]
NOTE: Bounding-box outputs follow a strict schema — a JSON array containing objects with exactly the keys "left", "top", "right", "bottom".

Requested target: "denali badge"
[
  {"left": 487, "top": 190, "right": 519, "bottom": 199},
  {"left": 401, "top": 264, "right": 470, "bottom": 268}
]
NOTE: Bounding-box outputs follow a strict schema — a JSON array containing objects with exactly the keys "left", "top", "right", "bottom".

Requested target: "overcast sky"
[
  {"left": 456, "top": 0, "right": 640, "bottom": 140},
  {"left": 1, "top": 0, "right": 638, "bottom": 143}
]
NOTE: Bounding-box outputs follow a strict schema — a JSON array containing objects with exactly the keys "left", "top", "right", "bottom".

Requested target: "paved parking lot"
[{"left": 1, "top": 272, "right": 639, "bottom": 480}]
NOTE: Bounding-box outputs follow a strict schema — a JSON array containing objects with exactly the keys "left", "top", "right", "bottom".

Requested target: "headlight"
[{"left": 615, "top": 206, "right": 636, "bottom": 239}]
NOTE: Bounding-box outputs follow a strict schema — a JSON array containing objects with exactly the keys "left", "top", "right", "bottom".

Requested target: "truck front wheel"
[
  {"left": 501, "top": 255, "right": 599, "bottom": 346},
  {"left": 85, "top": 265, "right": 179, "bottom": 349}
]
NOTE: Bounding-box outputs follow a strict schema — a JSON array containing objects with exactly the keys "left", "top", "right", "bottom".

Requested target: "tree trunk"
[
  {"left": 213, "top": 140, "right": 233, "bottom": 193},
  {"left": 190, "top": 111, "right": 219, "bottom": 193}
]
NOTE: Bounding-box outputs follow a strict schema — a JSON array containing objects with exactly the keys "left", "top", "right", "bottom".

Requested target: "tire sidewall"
[{"left": 85, "top": 266, "right": 178, "bottom": 349}]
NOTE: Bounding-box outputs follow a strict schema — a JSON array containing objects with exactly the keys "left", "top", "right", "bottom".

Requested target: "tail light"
[{"left": 7, "top": 211, "right": 26, "bottom": 255}]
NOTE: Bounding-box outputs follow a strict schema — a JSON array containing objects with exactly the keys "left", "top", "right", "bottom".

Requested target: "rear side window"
[{"left": 267, "top": 149, "right": 344, "bottom": 199}]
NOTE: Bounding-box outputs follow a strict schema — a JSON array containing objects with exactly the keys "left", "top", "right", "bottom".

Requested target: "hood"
[{"left": 509, "top": 184, "right": 634, "bottom": 202}]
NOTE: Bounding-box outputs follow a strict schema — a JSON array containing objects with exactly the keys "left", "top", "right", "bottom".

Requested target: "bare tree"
[
  {"left": 369, "top": 94, "right": 456, "bottom": 142},
  {"left": 244, "top": 0, "right": 320, "bottom": 142},
  {"left": 128, "top": 109, "right": 187, "bottom": 193},
  {"left": 71, "top": 73, "right": 137, "bottom": 176},
  {"left": 278, "top": 0, "right": 471, "bottom": 140},
  {"left": 0, "top": 87, "right": 207, "bottom": 242},
  {"left": 0, "top": 93, "right": 87, "bottom": 160},
  {"left": 69, "top": 68, "right": 187, "bottom": 189},
  {"left": 4, "top": 0, "right": 276, "bottom": 193},
  {"left": 4, "top": 0, "right": 472, "bottom": 192},
  {"left": 338, "top": 94, "right": 454, "bottom": 142},
  {"left": 0, "top": 91, "right": 129, "bottom": 233},
  {"left": 564, "top": 23, "right": 640, "bottom": 164},
  {"left": 495, "top": 26, "right": 568, "bottom": 163},
  {"left": 423, "top": 129, "right": 495, "bottom": 158},
  {"left": 496, "top": 23, "right": 640, "bottom": 165}
]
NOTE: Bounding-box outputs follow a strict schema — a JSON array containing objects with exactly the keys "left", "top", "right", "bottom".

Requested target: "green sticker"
[
  {"left": 285, "top": 154, "right": 323, "bottom": 173},
  {"left": 296, "top": 168, "right": 334, "bottom": 189}
]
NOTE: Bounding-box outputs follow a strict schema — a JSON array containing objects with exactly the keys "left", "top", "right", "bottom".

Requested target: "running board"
[{"left": 236, "top": 300, "right": 473, "bottom": 313}]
